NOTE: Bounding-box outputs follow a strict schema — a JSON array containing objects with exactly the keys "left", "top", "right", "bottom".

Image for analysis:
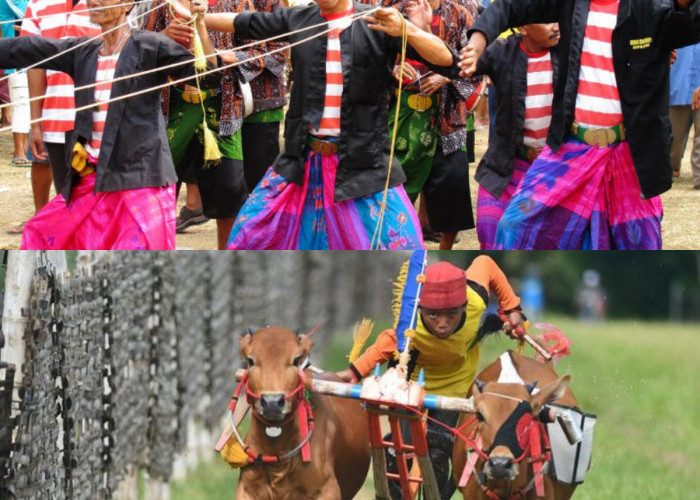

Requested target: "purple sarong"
[
  {"left": 494, "top": 138, "right": 663, "bottom": 249},
  {"left": 476, "top": 156, "right": 530, "bottom": 250}
]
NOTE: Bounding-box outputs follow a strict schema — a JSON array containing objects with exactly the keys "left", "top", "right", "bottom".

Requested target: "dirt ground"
[{"left": 0, "top": 128, "right": 697, "bottom": 249}]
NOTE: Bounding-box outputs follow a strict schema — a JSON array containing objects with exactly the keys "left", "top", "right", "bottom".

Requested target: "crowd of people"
[{"left": 0, "top": 0, "right": 697, "bottom": 249}]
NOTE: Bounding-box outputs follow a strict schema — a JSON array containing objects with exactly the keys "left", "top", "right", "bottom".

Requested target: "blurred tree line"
[{"left": 434, "top": 251, "right": 700, "bottom": 321}]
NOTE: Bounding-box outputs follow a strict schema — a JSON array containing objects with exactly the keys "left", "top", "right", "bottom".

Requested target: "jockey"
[{"left": 337, "top": 256, "right": 526, "bottom": 499}]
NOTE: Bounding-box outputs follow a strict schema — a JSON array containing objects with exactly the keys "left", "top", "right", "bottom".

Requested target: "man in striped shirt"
[
  {"left": 20, "top": 0, "right": 100, "bottom": 224},
  {"left": 472, "top": 23, "right": 559, "bottom": 249},
  {"left": 460, "top": 0, "right": 700, "bottom": 250}
]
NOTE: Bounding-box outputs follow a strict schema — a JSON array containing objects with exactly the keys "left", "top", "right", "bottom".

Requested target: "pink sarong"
[
  {"left": 494, "top": 138, "right": 663, "bottom": 249},
  {"left": 21, "top": 173, "right": 176, "bottom": 250}
]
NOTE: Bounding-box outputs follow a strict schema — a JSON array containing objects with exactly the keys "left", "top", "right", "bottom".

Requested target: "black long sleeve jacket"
[{"left": 470, "top": 0, "right": 700, "bottom": 199}]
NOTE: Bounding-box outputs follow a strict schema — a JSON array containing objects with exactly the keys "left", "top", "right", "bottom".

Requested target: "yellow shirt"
[{"left": 410, "top": 286, "right": 487, "bottom": 397}]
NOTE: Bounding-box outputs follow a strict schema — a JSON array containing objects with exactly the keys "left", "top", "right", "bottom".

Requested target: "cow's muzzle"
[
  {"left": 483, "top": 455, "right": 518, "bottom": 481},
  {"left": 258, "top": 392, "right": 289, "bottom": 421}
]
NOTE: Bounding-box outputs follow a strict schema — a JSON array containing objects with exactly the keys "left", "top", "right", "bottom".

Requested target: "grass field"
[{"left": 170, "top": 317, "right": 700, "bottom": 499}]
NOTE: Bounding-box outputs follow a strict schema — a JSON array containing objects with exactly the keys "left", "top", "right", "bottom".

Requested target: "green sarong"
[
  {"left": 389, "top": 90, "right": 440, "bottom": 202},
  {"left": 166, "top": 87, "right": 242, "bottom": 165},
  {"left": 243, "top": 107, "right": 284, "bottom": 124}
]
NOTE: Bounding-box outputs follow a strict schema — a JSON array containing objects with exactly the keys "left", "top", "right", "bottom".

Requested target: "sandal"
[
  {"left": 10, "top": 157, "right": 31, "bottom": 168},
  {"left": 7, "top": 220, "right": 26, "bottom": 235}
]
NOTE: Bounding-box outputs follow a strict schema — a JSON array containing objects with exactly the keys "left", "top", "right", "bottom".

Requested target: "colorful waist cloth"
[
  {"left": 389, "top": 90, "right": 440, "bottom": 201},
  {"left": 226, "top": 144, "right": 424, "bottom": 249},
  {"left": 167, "top": 87, "right": 242, "bottom": 166},
  {"left": 244, "top": 107, "right": 284, "bottom": 124},
  {"left": 493, "top": 137, "right": 663, "bottom": 249},
  {"left": 476, "top": 156, "right": 530, "bottom": 250},
  {"left": 21, "top": 173, "right": 176, "bottom": 250}
]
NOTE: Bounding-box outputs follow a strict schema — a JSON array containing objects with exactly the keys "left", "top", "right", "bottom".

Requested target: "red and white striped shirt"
[
  {"left": 20, "top": 0, "right": 101, "bottom": 143},
  {"left": 311, "top": 7, "right": 353, "bottom": 137},
  {"left": 522, "top": 43, "right": 554, "bottom": 149},
  {"left": 85, "top": 53, "right": 119, "bottom": 160},
  {"left": 574, "top": 0, "right": 623, "bottom": 128}
]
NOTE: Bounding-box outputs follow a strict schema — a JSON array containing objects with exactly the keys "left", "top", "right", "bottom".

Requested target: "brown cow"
[
  {"left": 453, "top": 351, "right": 580, "bottom": 500},
  {"left": 235, "top": 327, "right": 371, "bottom": 500}
]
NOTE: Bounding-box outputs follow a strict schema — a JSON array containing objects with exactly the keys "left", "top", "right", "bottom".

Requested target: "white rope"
[
  {"left": 2, "top": 5, "right": 377, "bottom": 109},
  {"left": 0, "top": 0, "right": 164, "bottom": 87},
  {"left": 0, "top": 6, "right": 380, "bottom": 133}
]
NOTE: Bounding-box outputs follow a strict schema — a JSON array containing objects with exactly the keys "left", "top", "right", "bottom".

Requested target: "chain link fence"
[{"left": 0, "top": 251, "right": 406, "bottom": 499}]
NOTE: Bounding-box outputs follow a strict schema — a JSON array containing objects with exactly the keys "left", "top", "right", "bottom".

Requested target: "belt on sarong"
[
  {"left": 395, "top": 89, "right": 435, "bottom": 112},
  {"left": 516, "top": 144, "right": 543, "bottom": 163},
  {"left": 71, "top": 143, "right": 95, "bottom": 177},
  {"left": 570, "top": 121, "right": 626, "bottom": 148},
  {"left": 180, "top": 88, "right": 216, "bottom": 104},
  {"left": 307, "top": 136, "right": 338, "bottom": 156}
]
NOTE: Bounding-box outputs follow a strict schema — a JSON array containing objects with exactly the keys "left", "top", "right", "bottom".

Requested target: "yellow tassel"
[
  {"left": 220, "top": 437, "right": 249, "bottom": 468},
  {"left": 192, "top": 23, "right": 208, "bottom": 72},
  {"left": 202, "top": 119, "right": 222, "bottom": 164},
  {"left": 348, "top": 319, "right": 374, "bottom": 363},
  {"left": 391, "top": 260, "right": 409, "bottom": 329}
]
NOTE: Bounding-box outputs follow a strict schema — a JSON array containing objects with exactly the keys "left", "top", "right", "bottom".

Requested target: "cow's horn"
[{"left": 525, "top": 380, "right": 538, "bottom": 394}]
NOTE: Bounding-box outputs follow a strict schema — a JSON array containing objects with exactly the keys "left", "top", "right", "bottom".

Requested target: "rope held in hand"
[{"left": 371, "top": 12, "right": 407, "bottom": 250}]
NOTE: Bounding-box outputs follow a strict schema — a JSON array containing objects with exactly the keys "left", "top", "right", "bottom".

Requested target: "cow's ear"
[
  {"left": 298, "top": 333, "right": 313, "bottom": 355},
  {"left": 532, "top": 375, "right": 569, "bottom": 414},
  {"left": 240, "top": 332, "right": 252, "bottom": 356}
]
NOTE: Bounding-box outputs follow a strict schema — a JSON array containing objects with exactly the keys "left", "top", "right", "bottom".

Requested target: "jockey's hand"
[
  {"left": 670, "top": 49, "right": 677, "bottom": 66},
  {"left": 693, "top": 86, "right": 700, "bottom": 110},
  {"left": 365, "top": 8, "right": 407, "bottom": 37},
  {"left": 458, "top": 32, "right": 487, "bottom": 77},
  {"left": 336, "top": 369, "right": 358, "bottom": 383},
  {"left": 406, "top": 0, "right": 432, "bottom": 32},
  {"left": 29, "top": 125, "right": 47, "bottom": 161},
  {"left": 420, "top": 73, "right": 449, "bottom": 95},
  {"left": 502, "top": 310, "right": 526, "bottom": 340},
  {"left": 676, "top": 0, "right": 691, "bottom": 10},
  {"left": 393, "top": 62, "right": 419, "bottom": 83},
  {"left": 162, "top": 23, "right": 194, "bottom": 45}
]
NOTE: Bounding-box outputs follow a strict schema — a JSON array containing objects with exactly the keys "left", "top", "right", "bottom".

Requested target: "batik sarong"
[
  {"left": 226, "top": 146, "right": 424, "bottom": 250},
  {"left": 21, "top": 173, "right": 176, "bottom": 249},
  {"left": 389, "top": 90, "right": 440, "bottom": 201},
  {"left": 494, "top": 138, "right": 663, "bottom": 249},
  {"left": 476, "top": 156, "right": 529, "bottom": 250}
]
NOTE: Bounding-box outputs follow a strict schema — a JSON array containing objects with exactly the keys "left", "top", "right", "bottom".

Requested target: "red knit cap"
[{"left": 419, "top": 262, "right": 467, "bottom": 309}]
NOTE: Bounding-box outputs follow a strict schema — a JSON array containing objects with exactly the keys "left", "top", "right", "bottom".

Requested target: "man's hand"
[
  {"left": 420, "top": 73, "right": 449, "bottom": 94},
  {"left": 406, "top": 0, "right": 432, "bottom": 32},
  {"left": 219, "top": 51, "right": 238, "bottom": 65},
  {"left": 676, "top": 0, "right": 691, "bottom": 10},
  {"left": 502, "top": 310, "right": 526, "bottom": 339},
  {"left": 162, "top": 23, "right": 194, "bottom": 45},
  {"left": 365, "top": 7, "right": 407, "bottom": 37},
  {"left": 191, "top": 0, "right": 208, "bottom": 19},
  {"left": 29, "top": 125, "right": 47, "bottom": 161},
  {"left": 458, "top": 32, "right": 487, "bottom": 77},
  {"left": 392, "top": 62, "right": 419, "bottom": 83},
  {"left": 693, "top": 86, "right": 700, "bottom": 110}
]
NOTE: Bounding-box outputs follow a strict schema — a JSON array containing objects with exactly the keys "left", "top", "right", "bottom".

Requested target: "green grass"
[{"left": 170, "top": 317, "right": 700, "bottom": 499}]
